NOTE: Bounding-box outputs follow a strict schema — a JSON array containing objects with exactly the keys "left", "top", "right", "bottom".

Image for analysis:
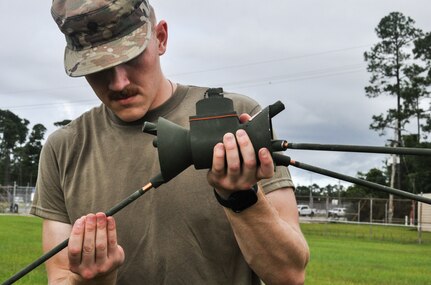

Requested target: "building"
[{"left": 418, "top": 193, "right": 431, "bottom": 232}]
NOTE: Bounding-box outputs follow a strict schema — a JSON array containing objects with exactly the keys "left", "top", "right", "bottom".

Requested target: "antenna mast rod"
[
  {"left": 2, "top": 174, "right": 164, "bottom": 285},
  {"left": 272, "top": 153, "right": 431, "bottom": 205},
  {"left": 282, "top": 142, "right": 431, "bottom": 156}
]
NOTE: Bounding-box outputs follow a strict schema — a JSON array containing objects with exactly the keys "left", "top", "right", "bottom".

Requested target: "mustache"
[{"left": 108, "top": 84, "right": 140, "bottom": 100}]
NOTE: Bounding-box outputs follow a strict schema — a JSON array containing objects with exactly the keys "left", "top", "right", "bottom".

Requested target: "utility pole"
[
  {"left": 389, "top": 154, "right": 395, "bottom": 224},
  {"left": 309, "top": 173, "right": 313, "bottom": 208},
  {"left": 388, "top": 124, "right": 400, "bottom": 224}
]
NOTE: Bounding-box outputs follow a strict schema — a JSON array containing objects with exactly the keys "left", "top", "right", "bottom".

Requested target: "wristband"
[{"left": 213, "top": 184, "right": 258, "bottom": 213}]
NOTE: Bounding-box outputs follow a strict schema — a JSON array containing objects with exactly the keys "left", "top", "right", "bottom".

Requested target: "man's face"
[{"left": 85, "top": 22, "right": 167, "bottom": 122}]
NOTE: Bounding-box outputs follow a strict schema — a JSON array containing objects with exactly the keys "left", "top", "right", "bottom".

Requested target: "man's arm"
[
  {"left": 207, "top": 115, "right": 309, "bottom": 285},
  {"left": 223, "top": 188, "right": 309, "bottom": 285},
  {"left": 43, "top": 219, "right": 73, "bottom": 284},
  {"left": 43, "top": 213, "right": 124, "bottom": 285}
]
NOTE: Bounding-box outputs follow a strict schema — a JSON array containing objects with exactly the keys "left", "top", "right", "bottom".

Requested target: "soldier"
[{"left": 31, "top": 0, "right": 309, "bottom": 284}]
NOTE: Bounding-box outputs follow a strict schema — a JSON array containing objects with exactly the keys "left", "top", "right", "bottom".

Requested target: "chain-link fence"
[
  {"left": 0, "top": 184, "right": 35, "bottom": 214},
  {"left": 296, "top": 195, "right": 429, "bottom": 227},
  {"left": 2, "top": 184, "right": 429, "bottom": 231}
]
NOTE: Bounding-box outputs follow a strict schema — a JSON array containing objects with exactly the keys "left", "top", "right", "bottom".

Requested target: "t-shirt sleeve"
[
  {"left": 260, "top": 165, "right": 295, "bottom": 194},
  {"left": 30, "top": 138, "right": 71, "bottom": 224}
]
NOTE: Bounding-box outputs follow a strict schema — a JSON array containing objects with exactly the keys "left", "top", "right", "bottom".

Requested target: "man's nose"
[{"left": 108, "top": 65, "right": 130, "bottom": 91}]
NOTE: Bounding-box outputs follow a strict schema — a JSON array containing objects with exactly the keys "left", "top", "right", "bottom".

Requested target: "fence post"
[
  {"left": 418, "top": 193, "right": 423, "bottom": 244},
  {"left": 385, "top": 202, "right": 388, "bottom": 224},
  {"left": 369, "top": 198, "right": 373, "bottom": 239},
  {"left": 25, "top": 184, "right": 30, "bottom": 213},
  {"left": 326, "top": 195, "right": 329, "bottom": 217},
  {"left": 357, "top": 200, "right": 360, "bottom": 223},
  {"left": 309, "top": 188, "right": 313, "bottom": 208},
  {"left": 13, "top": 181, "right": 16, "bottom": 205},
  {"left": 13, "top": 181, "right": 17, "bottom": 213}
]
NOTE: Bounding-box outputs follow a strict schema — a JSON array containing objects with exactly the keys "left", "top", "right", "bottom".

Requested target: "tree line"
[
  {"left": 362, "top": 12, "right": 431, "bottom": 199},
  {"left": 0, "top": 110, "right": 70, "bottom": 186},
  {"left": 298, "top": 12, "right": 430, "bottom": 197},
  {"left": 288, "top": 12, "right": 431, "bottom": 201},
  {"left": 0, "top": 110, "right": 44, "bottom": 186},
  {"left": 1, "top": 12, "right": 430, "bottom": 195}
]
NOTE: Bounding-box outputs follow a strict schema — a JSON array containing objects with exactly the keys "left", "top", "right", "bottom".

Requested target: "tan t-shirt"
[{"left": 31, "top": 85, "right": 294, "bottom": 285}]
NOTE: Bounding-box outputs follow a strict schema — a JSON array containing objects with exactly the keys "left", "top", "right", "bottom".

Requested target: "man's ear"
[{"left": 155, "top": 20, "right": 168, "bottom": 55}]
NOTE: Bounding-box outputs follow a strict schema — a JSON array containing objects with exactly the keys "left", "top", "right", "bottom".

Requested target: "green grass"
[
  {"left": 0, "top": 215, "right": 47, "bottom": 284},
  {"left": 302, "top": 222, "right": 431, "bottom": 244},
  {"left": 301, "top": 223, "right": 431, "bottom": 285},
  {"left": 1, "top": 216, "right": 431, "bottom": 284}
]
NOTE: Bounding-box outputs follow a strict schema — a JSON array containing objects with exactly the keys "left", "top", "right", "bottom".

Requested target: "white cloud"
[{"left": 2, "top": 0, "right": 431, "bottom": 188}]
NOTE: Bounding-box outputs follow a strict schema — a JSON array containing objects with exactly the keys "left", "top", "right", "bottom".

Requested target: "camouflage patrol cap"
[{"left": 52, "top": 0, "right": 152, "bottom": 77}]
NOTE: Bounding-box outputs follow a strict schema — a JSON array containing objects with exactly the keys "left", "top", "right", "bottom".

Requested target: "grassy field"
[
  {"left": 1, "top": 216, "right": 431, "bottom": 284},
  {"left": 301, "top": 223, "right": 431, "bottom": 285},
  {"left": 0, "top": 215, "right": 47, "bottom": 284}
]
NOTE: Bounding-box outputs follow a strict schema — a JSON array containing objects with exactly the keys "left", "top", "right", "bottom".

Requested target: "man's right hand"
[
  {"left": 67, "top": 213, "right": 125, "bottom": 283},
  {"left": 43, "top": 213, "right": 124, "bottom": 285}
]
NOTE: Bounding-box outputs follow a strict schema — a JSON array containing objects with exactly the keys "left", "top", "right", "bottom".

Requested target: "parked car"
[
  {"left": 297, "top": 204, "right": 315, "bottom": 217},
  {"left": 328, "top": 207, "right": 346, "bottom": 218}
]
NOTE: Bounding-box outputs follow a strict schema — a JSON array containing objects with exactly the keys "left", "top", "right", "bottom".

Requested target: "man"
[{"left": 31, "top": 0, "right": 309, "bottom": 284}]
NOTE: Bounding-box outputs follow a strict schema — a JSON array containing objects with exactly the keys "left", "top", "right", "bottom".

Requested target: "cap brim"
[{"left": 64, "top": 22, "right": 152, "bottom": 77}]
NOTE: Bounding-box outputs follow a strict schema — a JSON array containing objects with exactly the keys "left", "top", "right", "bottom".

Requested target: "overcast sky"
[{"left": 1, "top": 0, "right": 431, "bottom": 188}]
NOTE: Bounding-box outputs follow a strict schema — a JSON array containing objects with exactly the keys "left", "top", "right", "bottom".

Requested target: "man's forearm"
[
  {"left": 49, "top": 271, "right": 118, "bottom": 285},
  {"left": 224, "top": 189, "right": 309, "bottom": 285}
]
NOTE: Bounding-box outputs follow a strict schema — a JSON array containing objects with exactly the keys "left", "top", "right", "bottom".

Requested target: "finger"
[
  {"left": 106, "top": 217, "right": 118, "bottom": 254},
  {"left": 257, "top": 148, "right": 275, "bottom": 179},
  {"left": 211, "top": 143, "right": 226, "bottom": 175},
  {"left": 236, "top": 129, "right": 257, "bottom": 185},
  {"left": 107, "top": 216, "right": 123, "bottom": 263},
  {"left": 81, "top": 213, "right": 97, "bottom": 267},
  {"left": 239, "top": 113, "right": 252, "bottom": 123},
  {"left": 95, "top": 212, "right": 108, "bottom": 266},
  {"left": 68, "top": 217, "right": 85, "bottom": 268},
  {"left": 223, "top": 133, "right": 241, "bottom": 179}
]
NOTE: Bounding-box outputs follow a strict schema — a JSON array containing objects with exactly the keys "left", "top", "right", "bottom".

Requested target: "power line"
[
  {"left": 0, "top": 84, "right": 88, "bottom": 96},
  {"left": 1, "top": 63, "right": 366, "bottom": 111},
  {"left": 1, "top": 44, "right": 371, "bottom": 98},
  {"left": 169, "top": 44, "right": 371, "bottom": 77},
  {"left": 2, "top": 99, "right": 99, "bottom": 111},
  {"left": 221, "top": 69, "right": 365, "bottom": 90},
  {"left": 211, "top": 63, "right": 365, "bottom": 89},
  {"left": 0, "top": 45, "right": 372, "bottom": 111}
]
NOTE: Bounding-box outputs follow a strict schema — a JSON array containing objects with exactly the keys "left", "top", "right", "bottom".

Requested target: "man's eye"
[{"left": 126, "top": 52, "right": 144, "bottom": 66}]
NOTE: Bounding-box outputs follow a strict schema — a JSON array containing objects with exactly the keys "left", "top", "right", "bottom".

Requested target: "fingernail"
[
  {"left": 74, "top": 217, "right": 84, "bottom": 230},
  {"left": 86, "top": 214, "right": 96, "bottom": 225},
  {"left": 107, "top": 217, "right": 116, "bottom": 230},
  {"left": 224, "top": 133, "right": 234, "bottom": 141},
  {"left": 97, "top": 214, "right": 106, "bottom": 227},
  {"left": 214, "top": 143, "right": 225, "bottom": 156},
  {"left": 236, "top": 129, "right": 246, "bottom": 137}
]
